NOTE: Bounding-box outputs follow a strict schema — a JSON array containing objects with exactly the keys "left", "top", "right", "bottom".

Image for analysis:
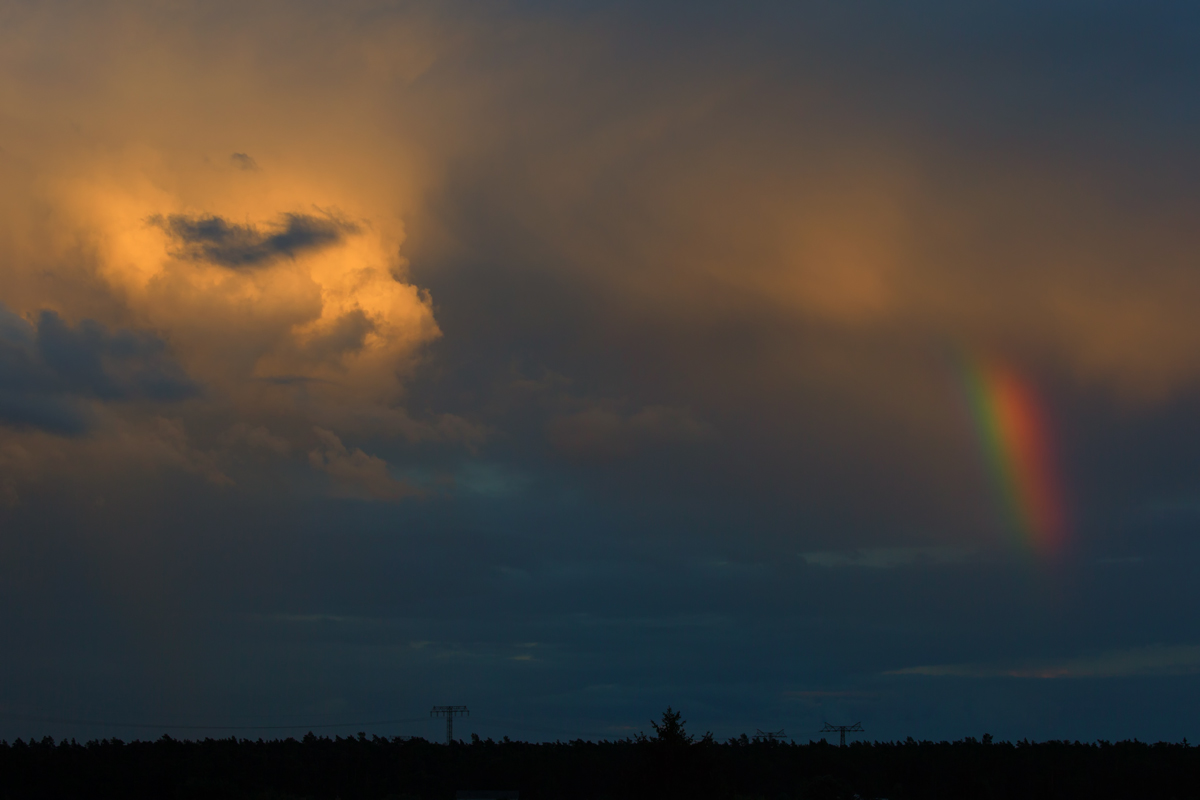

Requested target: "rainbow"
[{"left": 959, "top": 355, "right": 1067, "bottom": 557}]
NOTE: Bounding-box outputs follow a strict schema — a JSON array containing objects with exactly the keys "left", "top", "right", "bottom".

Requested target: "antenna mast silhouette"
[
  {"left": 431, "top": 705, "right": 469, "bottom": 745},
  {"left": 820, "top": 722, "right": 863, "bottom": 747}
]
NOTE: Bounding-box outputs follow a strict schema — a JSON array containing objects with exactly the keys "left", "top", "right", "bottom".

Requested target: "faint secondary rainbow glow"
[{"left": 960, "top": 356, "right": 1067, "bottom": 557}]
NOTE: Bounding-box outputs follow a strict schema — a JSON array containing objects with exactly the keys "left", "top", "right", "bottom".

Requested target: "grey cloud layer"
[{"left": 0, "top": 306, "right": 196, "bottom": 434}]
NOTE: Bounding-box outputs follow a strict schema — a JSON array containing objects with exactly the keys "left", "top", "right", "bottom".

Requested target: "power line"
[
  {"left": 0, "top": 711, "right": 433, "bottom": 732},
  {"left": 0, "top": 711, "right": 616, "bottom": 741},
  {"left": 472, "top": 716, "right": 630, "bottom": 741},
  {"left": 0, "top": 710, "right": 791, "bottom": 746},
  {"left": 755, "top": 728, "right": 786, "bottom": 742}
]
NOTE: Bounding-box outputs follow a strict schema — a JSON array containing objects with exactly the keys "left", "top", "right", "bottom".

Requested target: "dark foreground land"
[{"left": 1, "top": 713, "right": 1197, "bottom": 800}]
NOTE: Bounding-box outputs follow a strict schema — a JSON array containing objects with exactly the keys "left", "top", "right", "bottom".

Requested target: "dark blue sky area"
[{"left": 1, "top": 0, "right": 1199, "bottom": 744}]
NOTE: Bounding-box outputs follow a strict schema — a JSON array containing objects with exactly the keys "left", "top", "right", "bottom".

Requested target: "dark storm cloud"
[
  {"left": 152, "top": 212, "right": 358, "bottom": 268},
  {"left": 396, "top": 0, "right": 1200, "bottom": 546},
  {"left": 0, "top": 306, "right": 197, "bottom": 434},
  {"left": 546, "top": 405, "right": 712, "bottom": 461}
]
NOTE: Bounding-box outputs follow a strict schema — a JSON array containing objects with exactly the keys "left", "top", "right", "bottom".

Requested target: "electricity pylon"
[
  {"left": 819, "top": 722, "right": 863, "bottom": 747},
  {"left": 431, "top": 705, "right": 469, "bottom": 744}
]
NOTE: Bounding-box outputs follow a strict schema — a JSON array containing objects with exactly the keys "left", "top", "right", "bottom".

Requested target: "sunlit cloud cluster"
[{"left": 0, "top": 1, "right": 467, "bottom": 501}]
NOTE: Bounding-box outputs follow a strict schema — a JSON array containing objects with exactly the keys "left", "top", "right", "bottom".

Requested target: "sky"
[{"left": 2, "top": 0, "right": 1200, "bottom": 744}]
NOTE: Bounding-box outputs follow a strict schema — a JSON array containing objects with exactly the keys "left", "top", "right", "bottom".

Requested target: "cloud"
[
  {"left": 888, "top": 645, "right": 1200, "bottom": 679},
  {"left": 546, "top": 405, "right": 712, "bottom": 460},
  {"left": 307, "top": 427, "right": 420, "bottom": 501},
  {"left": 300, "top": 308, "right": 377, "bottom": 363},
  {"left": 0, "top": 0, "right": 455, "bottom": 496},
  {"left": 132, "top": 416, "right": 233, "bottom": 486},
  {"left": 0, "top": 414, "right": 231, "bottom": 507},
  {"left": 220, "top": 422, "right": 291, "bottom": 456},
  {"left": 35, "top": 310, "right": 198, "bottom": 402},
  {"left": 800, "top": 547, "right": 975, "bottom": 569},
  {"left": 151, "top": 212, "right": 359, "bottom": 268},
  {"left": 0, "top": 305, "right": 197, "bottom": 435},
  {"left": 229, "top": 153, "right": 259, "bottom": 172},
  {"left": 0, "top": 0, "right": 1198, "bottom": 746},
  {"left": 455, "top": 462, "right": 530, "bottom": 498},
  {"left": 0, "top": 0, "right": 1194, "bottom": 549}
]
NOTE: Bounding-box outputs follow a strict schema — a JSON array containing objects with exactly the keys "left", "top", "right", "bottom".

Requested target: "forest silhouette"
[{"left": 1, "top": 709, "right": 1196, "bottom": 799}]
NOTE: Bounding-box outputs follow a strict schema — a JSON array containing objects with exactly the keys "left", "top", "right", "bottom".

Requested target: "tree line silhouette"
[{"left": 1, "top": 709, "right": 1197, "bottom": 799}]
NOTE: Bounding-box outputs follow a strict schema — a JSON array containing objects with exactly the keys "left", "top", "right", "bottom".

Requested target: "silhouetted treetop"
[{"left": 650, "top": 706, "right": 692, "bottom": 746}]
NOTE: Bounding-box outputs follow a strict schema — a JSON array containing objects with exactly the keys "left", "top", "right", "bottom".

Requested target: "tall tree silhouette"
[{"left": 650, "top": 707, "right": 693, "bottom": 746}]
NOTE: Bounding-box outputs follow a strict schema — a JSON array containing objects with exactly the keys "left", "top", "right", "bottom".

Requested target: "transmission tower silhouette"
[
  {"left": 755, "top": 728, "right": 786, "bottom": 742},
  {"left": 431, "top": 705, "right": 469, "bottom": 745},
  {"left": 819, "top": 722, "right": 863, "bottom": 747}
]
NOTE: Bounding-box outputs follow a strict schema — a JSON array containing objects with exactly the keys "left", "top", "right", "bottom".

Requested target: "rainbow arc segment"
[{"left": 959, "top": 355, "right": 1067, "bottom": 557}]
